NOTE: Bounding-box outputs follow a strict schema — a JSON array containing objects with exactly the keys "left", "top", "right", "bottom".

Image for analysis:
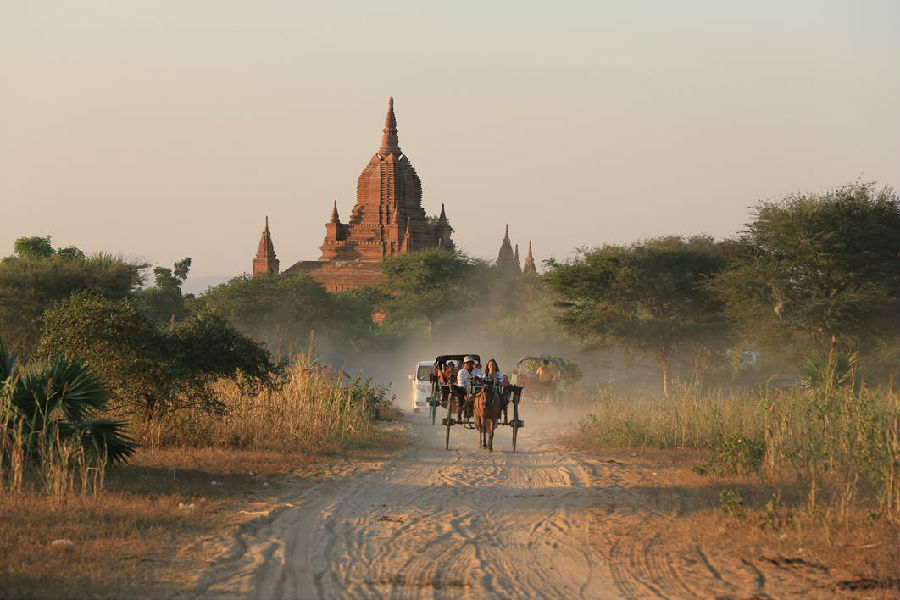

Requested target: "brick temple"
[
  {"left": 252, "top": 98, "right": 454, "bottom": 292},
  {"left": 251, "top": 98, "right": 538, "bottom": 291}
]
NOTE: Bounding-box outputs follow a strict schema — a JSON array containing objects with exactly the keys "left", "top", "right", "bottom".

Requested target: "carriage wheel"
[
  {"left": 511, "top": 401, "right": 520, "bottom": 452},
  {"left": 430, "top": 395, "right": 437, "bottom": 425}
]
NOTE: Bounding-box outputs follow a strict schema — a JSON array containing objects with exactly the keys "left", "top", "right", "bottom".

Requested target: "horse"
[{"left": 474, "top": 381, "right": 503, "bottom": 451}]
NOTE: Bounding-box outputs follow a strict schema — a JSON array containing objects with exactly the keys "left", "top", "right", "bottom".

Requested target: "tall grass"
[
  {"left": 582, "top": 383, "right": 764, "bottom": 450},
  {"left": 579, "top": 377, "right": 900, "bottom": 516},
  {"left": 0, "top": 412, "right": 108, "bottom": 499},
  {"left": 134, "top": 349, "right": 391, "bottom": 452}
]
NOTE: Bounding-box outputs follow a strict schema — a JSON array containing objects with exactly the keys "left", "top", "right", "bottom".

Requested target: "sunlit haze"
[{"left": 2, "top": 1, "right": 898, "bottom": 291}]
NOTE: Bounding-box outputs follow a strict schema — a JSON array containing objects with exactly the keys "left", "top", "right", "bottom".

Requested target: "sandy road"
[{"left": 183, "top": 409, "right": 853, "bottom": 600}]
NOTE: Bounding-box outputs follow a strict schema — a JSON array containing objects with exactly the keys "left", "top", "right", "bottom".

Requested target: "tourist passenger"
[{"left": 483, "top": 358, "right": 503, "bottom": 385}]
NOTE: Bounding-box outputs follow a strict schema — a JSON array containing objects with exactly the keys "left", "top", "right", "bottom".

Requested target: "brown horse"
[{"left": 474, "top": 382, "right": 503, "bottom": 451}]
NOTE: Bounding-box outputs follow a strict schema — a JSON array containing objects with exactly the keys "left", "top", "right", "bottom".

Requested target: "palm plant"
[{"left": 1, "top": 340, "right": 136, "bottom": 465}]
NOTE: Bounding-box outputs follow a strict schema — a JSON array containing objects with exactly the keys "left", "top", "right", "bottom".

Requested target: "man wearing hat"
[{"left": 452, "top": 356, "right": 477, "bottom": 424}]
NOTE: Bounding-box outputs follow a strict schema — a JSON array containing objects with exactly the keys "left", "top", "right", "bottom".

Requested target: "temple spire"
[
  {"left": 379, "top": 96, "right": 401, "bottom": 154},
  {"left": 330, "top": 201, "right": 340, "bottom": 224},
  {"left": 253, "top": 215, "right": 280, "bottom": 275},
  {"left": 496, "top": 225, "right": 520, "bottom": 273},
  {"left": 523, "top": 241, "right": 537, "bottom": 275}
]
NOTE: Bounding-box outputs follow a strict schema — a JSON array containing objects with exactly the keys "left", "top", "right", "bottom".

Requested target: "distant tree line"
[
  {"left": 1, "top": 181, "right": 895, "bottom": 408},
  {"left": 545, "top": 182, "right": 899, "bottom": 392}
]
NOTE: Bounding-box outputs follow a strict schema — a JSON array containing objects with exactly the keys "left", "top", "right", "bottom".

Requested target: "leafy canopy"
[
  {"left": 136, "top": 257, "right": 192, "bottom": 322},
  {"left": 545, "top": 236, "right": 729, "bottom": 392},
  {"left": 0, "top": 238, "right": 145, "bottom": 355},
  {"left": 39, "top": 293, "right": 275, "bottom": 417},
  {"left": 378, "top": 248, "right": 489, "bottom": 334},
  {"left": 710, "top": 182, "right": 900, "bottom": 365}
]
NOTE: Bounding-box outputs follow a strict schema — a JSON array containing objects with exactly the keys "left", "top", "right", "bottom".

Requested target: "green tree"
[
  {"left": 13, "top": 236, "right": 55, "bottom": 260},
  {"left": 545, "top": 236, "right": 729, "bottom": 395},
  {"left": 196, "top": 273, "right": 334, "bottom": 349},
  {"left": 710, "top": 182, "right": 900, "bottom": 371},
  {"left": 379, "top": 248, "right": 488, "bottom": 337},
  {"left": 39, "top": 293, "right": 275, "bottom": 417},
  {"left": 56, "top": 246, "right": 87, "bottom": 261},
  {"left": 137, "top": 257, "right": 192, "bottom": 322},
  {"left": 0, "top": 244, "right": 144, "bottom": 355}
]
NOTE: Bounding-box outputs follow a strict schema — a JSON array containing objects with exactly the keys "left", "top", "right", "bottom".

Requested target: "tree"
[
  {"left": 13, "top": 236, "right": 54, "bottom": 260},
  {"left": 56, "top": 246, "right": 87, "bottom": 261},
  {"left": 136, "top": 257, "right": 192, "bottom": 322},
  {"left": 38, "top": 293, "right": 275, "bottom": 417},
  {"left": 379, "top": 248, "right": 488, "bottom": 337},
  {"left": 545, "top": 236, "right": 730, "bottom": 396},
  {"left": 196, "top": 272, "right": 334, "bottom": 350},
  {"left": 0, "top": 242, "right": 144, "bottom": 355},
  {"left": 710, "top": 182, "right": 900, "bottom": 371}
]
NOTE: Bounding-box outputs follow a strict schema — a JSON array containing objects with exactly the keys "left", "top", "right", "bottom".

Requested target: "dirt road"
[{"left": 182, "top": 409, "right": 861, "bottom": 599}]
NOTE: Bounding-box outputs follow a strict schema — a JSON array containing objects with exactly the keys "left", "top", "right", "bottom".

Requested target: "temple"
[
  {"left": 494, "top": 226, "right": 538, "bottom": 275},
  {"left": 251, "top": 98, "right": 540, "bottom": 292},
  {"left": 273, "top": 98, "right": 454, "bottom": 291}
]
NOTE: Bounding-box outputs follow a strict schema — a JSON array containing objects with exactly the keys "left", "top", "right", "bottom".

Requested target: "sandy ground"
[{"left": 176, "top": 408, "right": 891, "bottom": 600}]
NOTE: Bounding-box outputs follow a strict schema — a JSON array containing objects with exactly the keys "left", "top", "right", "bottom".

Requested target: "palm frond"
[{"left": 78, "top": 419, "right": 138, "bottom": 465}]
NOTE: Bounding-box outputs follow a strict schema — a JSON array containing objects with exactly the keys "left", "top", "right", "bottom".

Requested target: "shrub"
[{"left": 0, "top": 340, "right": 136, "bottom": 497}]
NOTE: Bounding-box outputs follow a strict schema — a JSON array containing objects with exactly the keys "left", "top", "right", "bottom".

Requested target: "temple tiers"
[
  {"left": 317, "top": 97, "right": 451, "bottom": 262},
  {"left": 278, "top": 98, "right": 454, "bottom": 292}
]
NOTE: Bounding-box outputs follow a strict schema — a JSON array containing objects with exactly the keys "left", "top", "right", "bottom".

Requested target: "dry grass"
[
  {"left": 132, "top": 351, "right": 392, "bottom": 453},
  {"left": 578, "top": 382, "right": 900, "bottom": 517}
]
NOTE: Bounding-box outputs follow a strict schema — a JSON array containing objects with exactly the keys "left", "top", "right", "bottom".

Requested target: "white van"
[{"left": 408, "top": 361, "right": 435, "bottom": 411}]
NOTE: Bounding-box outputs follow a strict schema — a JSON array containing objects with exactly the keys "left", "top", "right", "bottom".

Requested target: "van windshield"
[{"left": 416, "top": 365, "right": 433, "bottom": 380}]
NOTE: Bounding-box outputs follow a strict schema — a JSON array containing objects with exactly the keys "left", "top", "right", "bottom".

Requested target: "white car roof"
[{"left": 417, "top": 361, "right": 435, "bottom": 367}]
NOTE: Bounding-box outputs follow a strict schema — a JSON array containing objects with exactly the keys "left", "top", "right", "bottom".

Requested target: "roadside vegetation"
[{"left": 560, "top": 183, "right": 900, "bottom": 590}]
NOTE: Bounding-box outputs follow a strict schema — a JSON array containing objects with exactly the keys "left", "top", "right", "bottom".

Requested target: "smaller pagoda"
[
  {"left": 523, "top": 241, "right": 537, "bottom": 275},
  {"left": 496, "top": 225, "right": 522, "bottom": 273},
  {"left": 252, "top": 216, "right": 280, "bottom": 275}
]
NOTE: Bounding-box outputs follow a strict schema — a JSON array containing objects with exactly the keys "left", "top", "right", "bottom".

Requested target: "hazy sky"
[{"left": 2, "top": 1, "right": 898, "bottom": 289}]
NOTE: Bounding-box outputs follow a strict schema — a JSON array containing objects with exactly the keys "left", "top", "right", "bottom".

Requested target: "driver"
[
  {"left": 453, "top": 356, "right": 477, "bottom": 423},
  {"left": 536, "top": 359, "right": 557, "bottom": 383}
]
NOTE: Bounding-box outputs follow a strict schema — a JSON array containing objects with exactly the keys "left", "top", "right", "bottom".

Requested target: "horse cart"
[
  {"left": 428, "top": 354, "right": 524, "bottom": 452},
  {"left": 511, "top": 355, "right": 569, "bottom": 405}
]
